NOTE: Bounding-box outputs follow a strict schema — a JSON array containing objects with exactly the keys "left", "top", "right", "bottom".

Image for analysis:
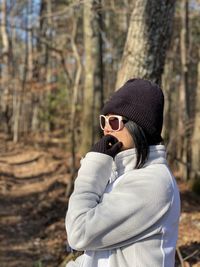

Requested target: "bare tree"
[
  {"left": 27, "top": 0, "right": 34, "bottom": 81},
  {"left": 116, "top": 0, "right": 176, "bottom": 88},
  {"left": 191, "top": 49, "right": 200, "bottom": 181},
  {"left": 80, "top": 0, "right": 103, "bottom": 155},
  {"left": 68, "top": 16, "right": 82, "bottom": 194},
  {"left": 177, "top": 0, "right": 191, "bottom": 180},
  {"left": 93, "top": 0, "right": 104, "bottom": 144},
  {"left": 162, "top": 37, "right": 179, "bottom": 148},
  {"left": 0, "top": 0, "right": 11, "bottom": 134}
]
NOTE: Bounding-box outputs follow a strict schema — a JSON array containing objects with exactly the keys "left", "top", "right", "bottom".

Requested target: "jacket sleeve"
[{"left": 65, "top": 152, "right": 173, "bottom": 251}]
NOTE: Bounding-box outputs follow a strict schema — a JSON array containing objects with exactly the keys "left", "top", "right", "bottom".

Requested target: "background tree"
[
  {"left": 116, "top": 0, "right": 176, "bottom": 88},
  {"left": 80, "top": 0, "right": 103, "bottom": 155},
  {"left": 191, "top": 48, "right": 200, "bottom": 191},
  {"left": 0, "top": 0, "right": 12, "bottom": 134},
  {"left": 177, "top": 0, "right": 191, "bottom": 181}
]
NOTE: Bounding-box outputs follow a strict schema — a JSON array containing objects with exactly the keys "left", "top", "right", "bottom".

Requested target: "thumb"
[{"left": 110, "top": 141, "right": 123, "bottom": 153}]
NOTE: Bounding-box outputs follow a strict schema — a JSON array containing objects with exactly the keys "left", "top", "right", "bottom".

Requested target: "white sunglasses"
[{"left": 99, "top": 115, "right": 128, "bottom": 131}]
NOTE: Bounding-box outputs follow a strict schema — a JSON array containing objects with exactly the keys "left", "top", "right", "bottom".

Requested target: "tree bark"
[
  {"left": 162, "top": 38, "right": 179, "bottom": 149},
  {"left": 191, "top": 49, "right": 200, "bottom": 181},
  {"left": 116, "top": 0, "right": 176, "bottom": 88},
  {"left": 68, "top": 18, "right": 82, "bottom": 196},
  {"left": 27, "top": 0, "right": 33, "bottom": 81},
  {"left": 20, "top": 3, "right": 29, "bottom": 139},
  {"left": 13, "top": 88, "right": 21, "bottom": 142},
  {"left": 46, "top": 0, "right": 53, "bottom": 85},
  {"left": 80, "top": 0, "right": 103, "bottom": 155},
  {"left": 93, "top": 0, "right": 104, "bottom": 144},
  {"left": 0, "top": 0, "right": 9, "bottom": 74},
  {"left": 0, "top": 0, "right": 11, "bottom": 134},
  {"left": 178, "top": 0, "right": 191, "bottom": 180},
  {"left": 80, "top": 0, "right": 94, "bottom": 155}
]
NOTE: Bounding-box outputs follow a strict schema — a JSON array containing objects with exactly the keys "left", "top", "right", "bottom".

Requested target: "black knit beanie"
[{"left": 102, "top": 78, "right": 164, "bottom": 145}]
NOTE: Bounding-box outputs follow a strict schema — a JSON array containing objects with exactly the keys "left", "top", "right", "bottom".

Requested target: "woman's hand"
[{"left": 91, "top": 135, "right": 122, "bottom": 158}]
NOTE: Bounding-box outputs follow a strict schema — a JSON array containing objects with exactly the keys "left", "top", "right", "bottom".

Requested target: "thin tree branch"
[{"left": 176, "top": 247, "right": 186, "bottom": 267}]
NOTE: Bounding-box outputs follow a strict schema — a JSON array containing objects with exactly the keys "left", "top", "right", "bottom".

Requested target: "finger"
[
  {"left": 110, "top": 141, "right": 123, "bottom": 152},
  {"left": 104, "top": 134, "right": 119, "bottom": 144},
  {"left": 104, "top": 136, "right": 119, "bottom": 150}
]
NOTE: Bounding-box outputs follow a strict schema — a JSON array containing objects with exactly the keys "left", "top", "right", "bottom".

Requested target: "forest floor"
[{"left": 0, "top": 133, "right": 200, "bottom": 267}]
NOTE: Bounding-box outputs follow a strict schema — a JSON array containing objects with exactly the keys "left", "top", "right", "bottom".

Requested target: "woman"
[{"left": 65, "top": 78, "right": 180, "bottom": 267}]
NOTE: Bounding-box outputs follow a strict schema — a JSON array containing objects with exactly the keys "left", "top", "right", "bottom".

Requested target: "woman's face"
[{"left": 103, "top": 114, "right": 134, "bottom": 150}]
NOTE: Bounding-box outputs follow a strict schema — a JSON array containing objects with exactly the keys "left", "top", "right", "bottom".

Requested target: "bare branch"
[{"left": 176, "top": 247, "right": 186, "bottom": 267}]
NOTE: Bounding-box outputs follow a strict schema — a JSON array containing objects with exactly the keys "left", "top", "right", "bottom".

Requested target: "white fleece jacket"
[{"left": 65, "top": 145, "right": 180, "bottom": 267}]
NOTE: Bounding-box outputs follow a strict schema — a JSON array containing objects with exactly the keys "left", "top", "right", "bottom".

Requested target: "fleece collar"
[{"left": 110, "top": 145, "right": 167, "bottom": 181}]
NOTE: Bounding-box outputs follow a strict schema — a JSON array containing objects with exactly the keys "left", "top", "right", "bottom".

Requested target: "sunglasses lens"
[
  {"left": 109, "top": 117, "right": 120, "bottom": 130},
  {"left": 100, "top": 116, "right": 106, "bottom": 129}
]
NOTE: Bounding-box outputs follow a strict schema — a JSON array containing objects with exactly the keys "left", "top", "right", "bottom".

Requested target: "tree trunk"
[
  {"left": 191, "top": 49, "right": 200, "bottom": 182},
  {"left": 178, "top": 0, "right": 190, "bottom": 180},
  {"left": 20, "top": 3, "right": 29, "bottom": 139},
  {"left": 27, "top": 0, "right": 33, "bottom": 81},
  {"left": 0, "top": 0, "right": 9, "bottom": 76},
  {"left": 68, "top": 17, "right": 82, "bottom": 196},
  {"left": 162, "top": 38, "right": 179, "bottom": 147},
  {"left": 93, "top": 0, "right": 104, "bottom": 144},
  {"left": 116, "top": 0, "right": 176, "bottom": 88},
  {"left": 46, "top": 0, "right": 53, "bottom": 85},
  {"left": 13, "top": 88, "right": 21, "bottom": 143},
  {"left": 0, "top": 0, "right": 11, "bottom": 134},
  {"left": 80, "top": 0, "right": 103, "bottom": 155},
  {"left": 31, "top": 99, "right": 39, "bottom": 132}
]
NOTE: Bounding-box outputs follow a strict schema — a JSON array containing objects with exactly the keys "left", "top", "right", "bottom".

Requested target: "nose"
[{"left": 103, "top": 121, "right": 112, "bottom": 134}]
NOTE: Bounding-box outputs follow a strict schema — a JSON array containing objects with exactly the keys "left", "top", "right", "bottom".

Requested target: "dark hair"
[{"left": 125, "top": 121, "right": 149, "bottom": 169}]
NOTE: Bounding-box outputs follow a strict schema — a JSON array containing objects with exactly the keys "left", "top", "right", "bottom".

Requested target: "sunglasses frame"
[{"left": 99, "top": 115, "right": 127, "bottom": 132}]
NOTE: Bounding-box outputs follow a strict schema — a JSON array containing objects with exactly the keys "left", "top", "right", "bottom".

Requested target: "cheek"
[
  {"left": 110, "top": 133, "right": 121, "bottom": 141},
  {"left": 123, "top": 131, "right": 134, "bottom": 149},
  {"left": 114, "top": 132, "right": 132, "bottom": 148}
]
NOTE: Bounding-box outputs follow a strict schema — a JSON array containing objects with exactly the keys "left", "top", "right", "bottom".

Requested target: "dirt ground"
[{"left": 0, "top": 134, "right": 200, "bottom": 267}]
